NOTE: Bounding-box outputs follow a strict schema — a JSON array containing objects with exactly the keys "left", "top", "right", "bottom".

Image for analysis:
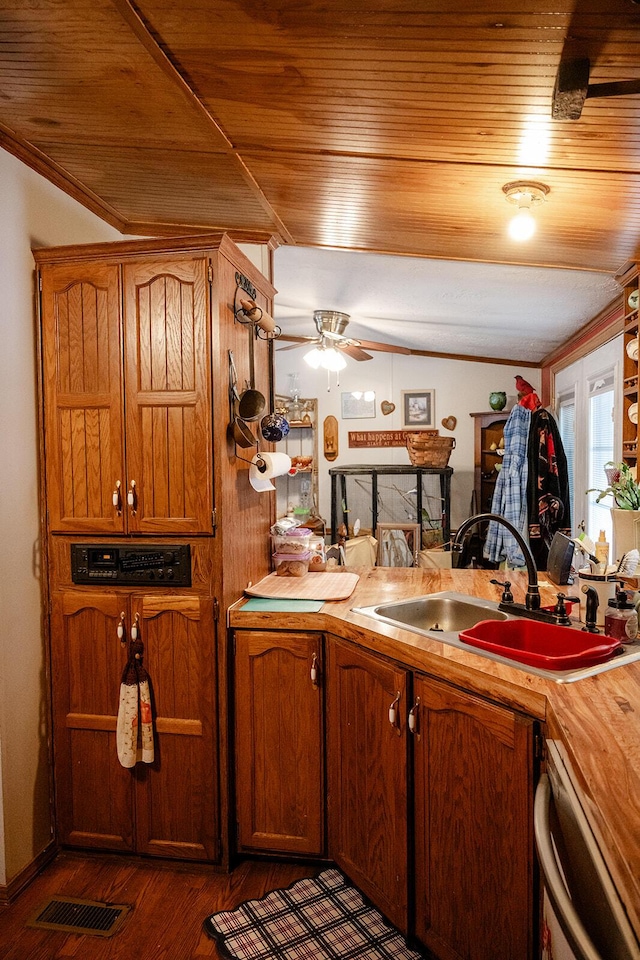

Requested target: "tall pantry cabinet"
[{"left": 35, "top": 233, "right": 276, "bottom": 865}]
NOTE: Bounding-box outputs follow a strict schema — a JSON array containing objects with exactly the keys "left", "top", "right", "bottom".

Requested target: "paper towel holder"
[{"left": 235, "top": 451, "right": 267, "bottom": 471}]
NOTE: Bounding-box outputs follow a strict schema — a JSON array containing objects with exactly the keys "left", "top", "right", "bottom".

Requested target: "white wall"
[
  {"left": 274, "top": 348, "right": 541, "bottom": 531},
  {"left": 0, "top": 149, "right": 123, "bottom": 886}
]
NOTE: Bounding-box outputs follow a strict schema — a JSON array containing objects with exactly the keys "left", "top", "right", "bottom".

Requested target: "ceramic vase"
[
  {"left": 611, "top": 508, "right": 640, "bottom": 569},
  {"left": 489, "top": 391, "right": 507, "bottom": 411}
]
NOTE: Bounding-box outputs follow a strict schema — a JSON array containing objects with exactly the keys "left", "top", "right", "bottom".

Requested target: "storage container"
[
  {"left": 271, "top": 527, "right": 312, "bottom": 555},
  {"left": 273, "top": 551, "right": 311, "bottom": 576}
]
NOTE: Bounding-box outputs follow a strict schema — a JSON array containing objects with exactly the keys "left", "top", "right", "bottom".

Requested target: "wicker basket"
[{"left": 406, "top": 432, "right": 455, "bottom": 467}]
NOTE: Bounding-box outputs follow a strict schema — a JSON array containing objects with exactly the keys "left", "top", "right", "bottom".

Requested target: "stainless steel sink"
[
  {"left": 356, "top": 594, "right": 509, "bottom": 634},
  {"left": 352, "top": 591, "right": 640, "bottom": 683}
]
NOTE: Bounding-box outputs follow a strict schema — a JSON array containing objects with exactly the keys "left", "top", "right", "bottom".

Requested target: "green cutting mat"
[{"left": 241, "top": 598, "right": 325, "bottom": 612}]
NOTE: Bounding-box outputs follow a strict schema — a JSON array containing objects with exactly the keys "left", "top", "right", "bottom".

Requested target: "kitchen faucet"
[{"left": 453, "top": 512, "right": 561, "bottom": 624}]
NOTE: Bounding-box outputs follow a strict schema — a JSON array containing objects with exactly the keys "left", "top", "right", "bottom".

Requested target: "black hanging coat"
[{"left": 526, "top": 407, "right": 572, "bottom": 569}]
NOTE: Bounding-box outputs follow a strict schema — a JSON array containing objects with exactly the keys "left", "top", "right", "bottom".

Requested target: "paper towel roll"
[
  {"left": 249, "top": 470, "right": 275, "bottom": 492},
  {"left": 252, "top": 452, "right": 292, "bottom": 479},
  {"left": 249, "top": 452, "right": 291, "bottom": 491}
]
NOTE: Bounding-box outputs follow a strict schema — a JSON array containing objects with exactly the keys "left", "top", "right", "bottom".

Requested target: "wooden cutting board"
[{"left": 245, "top": 571, "right": 360, "bottom": 601}]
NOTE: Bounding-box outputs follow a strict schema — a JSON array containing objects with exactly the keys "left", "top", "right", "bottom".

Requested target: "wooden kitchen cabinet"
[
  {"left": 50, "top": 589, "right": 219, "bottom": 861},
  {"left": 233, "top": 630, "right": 325, "bottom": 856},
  {"left": 232, "top": 628, "right": 540, "bottom": 957},
  {"left": 39, "top": 254, "right": 213, "bottom": 535},
  {"left": 412, "top": 673, "right": 536, "bottom": 960},
  {"left": 326, "top": 637, "right": 409, "bottom": 934},
  {"left": 36, "top": 234, "right": 277, "bottom": 869}
]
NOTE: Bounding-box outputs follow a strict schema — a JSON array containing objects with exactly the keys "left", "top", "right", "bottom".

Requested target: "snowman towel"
[{"left": 116, "top": 638, "right": 155, "bottom": 768}]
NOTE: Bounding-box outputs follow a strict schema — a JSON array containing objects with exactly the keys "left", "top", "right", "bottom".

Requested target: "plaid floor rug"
[{"left": 203, "top": 868, "right": 426, "bottom": 960}]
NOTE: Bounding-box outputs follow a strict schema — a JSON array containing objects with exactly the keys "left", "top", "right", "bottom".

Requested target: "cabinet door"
[
  {"left": 413, "top": 673, "right": 534, "bottom": 960},
  {"left": 50, "top": 591, "right": 219, "bottom": 862},
  {"left": 234, "top": 630, "right": 324, "bottom": 856},
  {"left": 326, "top": 637, "right": 409, "bottom": 933},
  {"left": 50, "top": 590, "right": 134, "bottom": 850},
  {"left": 40, "top": 263, "right": 125, "bottom": 534},
  {"left": 133, "top": 593, "right": 219, "bottom": 861},
  {"left": 123, "top": 258, "right": 212, "bottom": 534}
]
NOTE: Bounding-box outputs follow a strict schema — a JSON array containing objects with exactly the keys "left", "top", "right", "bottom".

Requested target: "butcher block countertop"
[{"left": 230, "top": 566, "right": 640, "bottom": 937}]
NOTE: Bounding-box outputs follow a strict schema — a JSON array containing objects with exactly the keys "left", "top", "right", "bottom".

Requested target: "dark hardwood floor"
[{"left": 0, "top": 853, "right": 318, "bottom": 959}]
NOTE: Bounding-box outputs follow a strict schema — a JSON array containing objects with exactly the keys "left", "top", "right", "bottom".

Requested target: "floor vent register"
[{"left": 27, "top": 897, "right": 131, "bottom": 937}]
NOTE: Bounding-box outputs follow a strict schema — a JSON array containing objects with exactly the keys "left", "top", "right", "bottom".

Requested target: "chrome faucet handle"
[{"left": 490, "top": 578, "right": 514, "bottom": 603}]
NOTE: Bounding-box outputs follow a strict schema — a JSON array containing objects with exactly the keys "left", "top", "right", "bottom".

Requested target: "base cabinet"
[
  {"left": 51, "top": 590, "right": 219, "bottom": 861},
  {"left": 412, "top": 673, "right": 535, "bottom": 960},
  {"left": 326, "top": 637, "right": 409, "bottom": 933},
  {"left": 233, "top": 630, "right": 325, "bottom": 856},
  {"left": 232, "top": 629, "right": 537, "bottom": 958}
]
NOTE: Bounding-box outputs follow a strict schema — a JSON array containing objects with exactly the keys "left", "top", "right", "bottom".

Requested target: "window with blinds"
[
  {"left": 554, "top": 337, "right": 621, "bottom": 548},
  {"left": 587, "top": 373, "right": 615, "bottom": 546}
]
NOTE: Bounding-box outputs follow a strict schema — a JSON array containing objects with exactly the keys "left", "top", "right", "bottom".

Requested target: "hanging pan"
[
  {"left": 231, "top": 415, "right": 256, "bottom": 448},
  {"left": 237, "top": 379, "right": 266, "bottom": 422}
]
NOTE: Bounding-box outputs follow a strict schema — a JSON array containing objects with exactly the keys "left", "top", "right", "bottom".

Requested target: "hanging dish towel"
[{"left": 116, "top": 638, "right": 155, "bottom": 768}]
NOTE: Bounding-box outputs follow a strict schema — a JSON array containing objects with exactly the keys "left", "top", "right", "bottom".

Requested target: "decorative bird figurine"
[
  {"left": 515, "top": 375, "right": 542, "bottom": 410},
  {"left": 515, "top": 375, "right": 535, "bottom": 397}
]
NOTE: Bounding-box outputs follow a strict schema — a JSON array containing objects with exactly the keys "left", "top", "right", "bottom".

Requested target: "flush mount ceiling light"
[{"left": 502, "top": 180, "right": 550, "bottom": 241}]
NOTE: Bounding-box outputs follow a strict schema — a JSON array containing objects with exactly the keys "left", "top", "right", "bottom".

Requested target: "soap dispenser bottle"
[
  {"left": 594, "top": 530, "right": 609, "bottom": 571},
  {"left": 604, "top": 587, "right": 639, "bottom": 642}
]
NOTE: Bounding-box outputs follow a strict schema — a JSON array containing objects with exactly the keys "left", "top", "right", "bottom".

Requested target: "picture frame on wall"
[
  {"left": 401, "top": 389, "right": 435, "bottom": 429},
  {"left": 341, "top": 391, "right": 376, "bottom": 419}
]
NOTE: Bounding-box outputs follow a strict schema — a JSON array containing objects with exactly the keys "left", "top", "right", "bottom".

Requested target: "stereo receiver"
[{"left": 71, "top": 543, "right": 191, "bottom": 587}]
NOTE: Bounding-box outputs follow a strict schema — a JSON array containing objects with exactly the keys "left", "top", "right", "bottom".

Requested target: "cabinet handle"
[
  {"left": 388, "top": 691, "right": 401, "bottom": 729},
  {"left": 112, "top": 480, "right": 122, "bottom": 514},
  {"left": 310, "top": 652, "right": 320, "bottom": 687},
  {"left": 131, "top": 612, "right": 140, "bottom": 641},
  {"left": 127, "top": 480, "right": 137, "bottom": 515},
  {"left": 117, "top": 611, "right": 126, "bottom": 644},
  {"left": 408, "top": 697, "right": 421, "bottom": 736}
]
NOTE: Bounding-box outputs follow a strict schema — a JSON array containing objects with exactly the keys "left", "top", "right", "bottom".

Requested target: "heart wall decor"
[
  {"left": 381, "top": 401, "right": 395, "bottom": 415},
  {"left": 441, "top": 416, "right": 457, "bottom": 431}
]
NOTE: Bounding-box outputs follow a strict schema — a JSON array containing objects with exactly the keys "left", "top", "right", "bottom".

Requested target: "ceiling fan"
[{"left": 277, "top": 310, "right": 411, "bottom": 364}]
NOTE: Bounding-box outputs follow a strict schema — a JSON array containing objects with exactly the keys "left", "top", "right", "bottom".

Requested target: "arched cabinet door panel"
[
  {"left": 50, "top": 590, "right": 219, "bottom": 862},
  {"left": 234, "top": 630, "right": 325, "bottom": 857}
]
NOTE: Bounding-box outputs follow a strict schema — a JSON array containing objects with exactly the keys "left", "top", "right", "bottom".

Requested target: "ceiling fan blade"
[
  {"left": 356, "top": 338, "right": 411, "bottom": 355},
  {"left": 276, "top": 333, "right": 318, "bottom": 345},
  {"left": 340, "top": 344, "right": 373, "bottom": 361}
]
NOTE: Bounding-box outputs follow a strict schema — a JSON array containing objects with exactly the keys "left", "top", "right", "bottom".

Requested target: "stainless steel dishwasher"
[{"left": 535, "top": 739, "right": 640, "bottom": 960}]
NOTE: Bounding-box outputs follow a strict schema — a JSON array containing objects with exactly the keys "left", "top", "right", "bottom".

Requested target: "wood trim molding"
[
  {"left": 0, "top": 125, "right": 127, "bottom": 232},
  {"left": 0, "top": 842, "right": 57, "bottom": 907},
  {"left": 540, "top": 295, "right": 624, "bottom": 404}
]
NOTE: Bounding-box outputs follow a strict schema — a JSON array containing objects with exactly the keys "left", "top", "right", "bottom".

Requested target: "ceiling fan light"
[
  {"left": 322, "top": 347, "right": 347, "bottom": 371},
  {"left": 303, "top": 347, "right": 325, "bottom": 369}
]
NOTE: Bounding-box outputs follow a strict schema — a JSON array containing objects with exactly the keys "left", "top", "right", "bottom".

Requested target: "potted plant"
[{"left": 588, "top": 461, "right": 640, "bottom": 558}]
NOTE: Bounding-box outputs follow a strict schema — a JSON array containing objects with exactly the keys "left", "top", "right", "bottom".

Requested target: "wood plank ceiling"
[{"left": 1, "top": 0, "right": 640, "bottom": 275}]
